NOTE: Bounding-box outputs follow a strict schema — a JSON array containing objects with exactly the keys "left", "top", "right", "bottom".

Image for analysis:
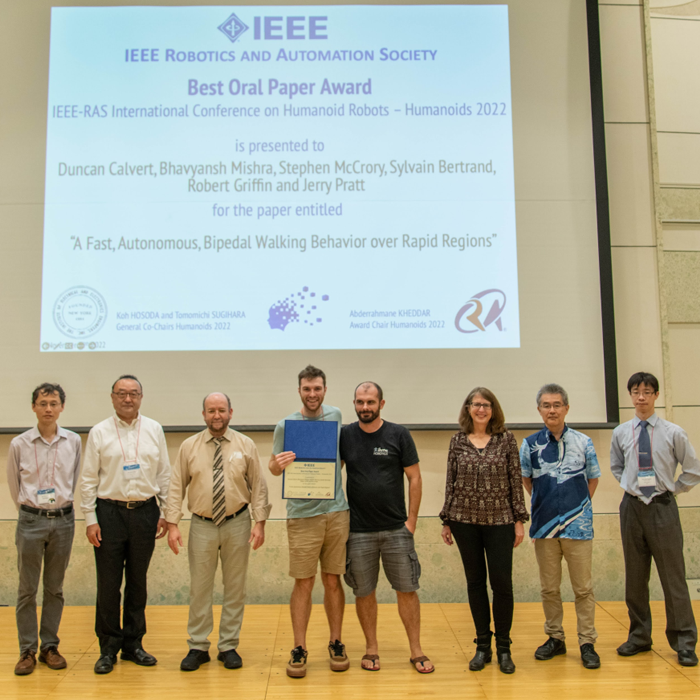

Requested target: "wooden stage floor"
[{"left": 2, "top": 601, "right": 700, "bottom": 699}]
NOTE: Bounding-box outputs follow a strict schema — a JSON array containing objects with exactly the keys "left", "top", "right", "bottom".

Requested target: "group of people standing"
[{"left": 6, "top": 367, "right": 700, "bottom": 679}]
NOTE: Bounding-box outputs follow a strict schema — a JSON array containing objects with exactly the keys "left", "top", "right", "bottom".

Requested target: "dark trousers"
[
  {"left": 620, "top": 492, "right": 697, "bottom": 651},
  {"left": 94, "top": 498, "right": 159, "bottom": 656},
  {"left": 449, "top": 520, "right": 515, "bottom": 642}
]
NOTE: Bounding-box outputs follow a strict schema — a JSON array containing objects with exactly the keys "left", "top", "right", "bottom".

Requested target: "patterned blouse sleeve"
[
  {"left": 506, "top": 431, "right": 529, "bottom": 523},
  {"left": 439, "top": 433, "right": 459, "bottom": 523}
]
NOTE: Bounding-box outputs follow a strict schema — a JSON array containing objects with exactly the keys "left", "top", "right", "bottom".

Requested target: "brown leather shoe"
[
  {"left": 14, "top": 650, "right": 36, "bottom": 676},
  {"left": 39, "top": 646, "right": 67, "bottom": 670}
]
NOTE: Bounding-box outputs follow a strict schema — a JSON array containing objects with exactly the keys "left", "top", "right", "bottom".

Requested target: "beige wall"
[{"left": 648, "top": 0, "right": 700, "bottom": 459}]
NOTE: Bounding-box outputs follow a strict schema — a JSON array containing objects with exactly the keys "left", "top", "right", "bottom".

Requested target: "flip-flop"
[
  {"left": 362, "top": 654, "right": 380, "bottom": 671},
  {"left": 410, "top": 656, "right": 435, "bottom": 674}
]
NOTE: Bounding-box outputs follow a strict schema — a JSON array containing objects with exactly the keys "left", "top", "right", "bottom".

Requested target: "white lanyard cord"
[
  {"left": 34, "top": 439, "right": 59, "bottom": 490},
  {"left": 114, "top": 416, "right": 142, "bottom": 463}
]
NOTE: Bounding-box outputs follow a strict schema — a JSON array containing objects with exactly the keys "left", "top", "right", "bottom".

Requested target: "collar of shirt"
[
  {"left": 633, "top": 412, "right": 659, "bottom": 429},
  {"left": 113, "top": 411, "right": 141, "bottom": 428},
  {"left": 29, "top": 425, "right": 68, "bottom": 446},
  {"left": 206, "top": 429, "right": 232, "bottom": 444},
  {"left": 546, "top": 424, "right": 569, "bottom": 442}
]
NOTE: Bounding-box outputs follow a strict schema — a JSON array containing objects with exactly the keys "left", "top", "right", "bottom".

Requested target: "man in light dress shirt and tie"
[
  {"left": 80, "top": 374, "right": 171, "bottom": 675},
  {"left": 7, "top": 383, "right": 81, "bottom": 676},
  {"left": 166, "top": 392, "right": 271, "bottom": 671},
  {"left": 611, "top": 371, "right": 700, "bottom": 667}
]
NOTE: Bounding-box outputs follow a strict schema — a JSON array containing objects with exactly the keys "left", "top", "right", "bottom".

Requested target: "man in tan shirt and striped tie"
[{"left": 166, "top": 392, "right": 271, "bottom": 671}]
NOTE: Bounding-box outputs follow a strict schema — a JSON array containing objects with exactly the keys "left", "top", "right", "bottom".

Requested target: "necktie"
[
  {"left": 637, "top": 420, "right": 656, "bottom": 498},
  {"left": 212, "top": 437, "right": 226, "bottom": 526}
]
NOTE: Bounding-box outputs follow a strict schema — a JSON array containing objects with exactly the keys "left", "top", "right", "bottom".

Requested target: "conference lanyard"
[
  {"left": 34, "top": 439, "right": 59, "bottom": 490},
  {"left": 114, "top": 416, "right": 142, "bottom": 463}
]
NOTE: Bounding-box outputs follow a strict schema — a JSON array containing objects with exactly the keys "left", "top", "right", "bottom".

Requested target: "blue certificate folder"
[
  {"left": 282, "top": 419, "right": 338, "bottom": 500},
  {"left": 283, "top": 420, "right": 338, "bottom": 461}
]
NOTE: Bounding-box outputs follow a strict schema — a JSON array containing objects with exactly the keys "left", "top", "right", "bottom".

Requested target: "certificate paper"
[{"left": 283, "top": 461, "right": 337, "bottom": 500}]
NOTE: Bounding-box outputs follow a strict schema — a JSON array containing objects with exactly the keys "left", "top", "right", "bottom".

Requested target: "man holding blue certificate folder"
[{"left": 269, "top": 365, "right": 350, "bottom": 678}]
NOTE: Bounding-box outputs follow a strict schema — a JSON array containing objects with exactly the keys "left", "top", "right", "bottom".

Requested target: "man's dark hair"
[
  {"left": 111, "top": 374, "right": 143, "bottom": 392},
  {"left": 202, "top": 392, "right": 232, "bottom": 410},
  {"left": 627, "top": 371, "right": 659, "bottom": 394},
  {"left": 298, "top": 365, "right": 326, "bottom": 387},
  {"left": 32, "top": 382, "right": 66, "bottom": 406},
  {"left": 354, "top": 381, "right": 383, "bottom": 402}
]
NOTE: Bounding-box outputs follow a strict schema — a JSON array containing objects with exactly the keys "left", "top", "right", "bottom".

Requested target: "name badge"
[
  {"left": 123, "top": 463, "right": 141, "bottom": 480},
  {"left": 37, "top": 488, "right": 57, "bottom": 505},
  {"left": 638, "top": 473, "right": 656, "bottom": 489}
]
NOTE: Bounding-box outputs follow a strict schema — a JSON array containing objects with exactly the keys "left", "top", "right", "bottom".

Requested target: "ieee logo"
[{"left": 218, "top": 13, "right": 249, "bottom": 43}]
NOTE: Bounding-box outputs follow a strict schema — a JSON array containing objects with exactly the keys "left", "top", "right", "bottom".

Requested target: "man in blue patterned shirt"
[{"left": 520, "top": 383, "right": 601, "bottom": 669}]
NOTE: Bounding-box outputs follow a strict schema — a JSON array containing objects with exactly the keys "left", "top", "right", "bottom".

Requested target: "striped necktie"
[{"left": 212, "top": 437, "right": 226, "bottom": 526}]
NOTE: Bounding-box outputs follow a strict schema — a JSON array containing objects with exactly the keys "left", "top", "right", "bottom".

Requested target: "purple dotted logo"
[{"left": 268, "top": 286, "right": 329, "bottom": 331}]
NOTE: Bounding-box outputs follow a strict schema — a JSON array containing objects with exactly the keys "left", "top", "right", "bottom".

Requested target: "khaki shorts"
[{"left": 287, "top": 510, "right": 350, "bottom": 579}]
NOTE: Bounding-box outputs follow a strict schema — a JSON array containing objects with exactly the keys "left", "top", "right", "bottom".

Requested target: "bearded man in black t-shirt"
[{"left": 339, "top": 382, "right": 434, "bottom": 674}]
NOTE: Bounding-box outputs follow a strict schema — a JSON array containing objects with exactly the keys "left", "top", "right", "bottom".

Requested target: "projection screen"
[{"left": 0, "top": 0, "right": 616, "bottom": 429}]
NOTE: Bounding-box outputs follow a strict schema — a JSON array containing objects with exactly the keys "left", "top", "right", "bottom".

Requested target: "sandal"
[
  {"left": 362, "top": 654, "right": 380, "bottom": 671},
  {"left": 410, "top": 656, "right": 435, "bottom": 673}
]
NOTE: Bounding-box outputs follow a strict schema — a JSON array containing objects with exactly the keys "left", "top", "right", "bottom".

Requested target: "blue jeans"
[{"left": 15, "top": 508, "right": 75, "bottom": 653}]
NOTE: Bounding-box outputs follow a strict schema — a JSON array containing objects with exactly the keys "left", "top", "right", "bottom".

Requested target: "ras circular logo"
[
  {"left": 455, "top": 289, "right": 506, "bottom": 333},
  {"left": 53, "top": 287, "right": 107, "bottom": 338}
]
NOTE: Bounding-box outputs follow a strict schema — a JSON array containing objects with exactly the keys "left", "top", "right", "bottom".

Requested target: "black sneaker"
[
  {"left": 535, "top": 637, "right": 567, "bottom": 660},
  {"left": 580, "top": 644, "right": 600, "bottom": 669},
  {"left": 180, "top": 649, "right": 211, "bottom": 671},
  {"left": 217, "top": 649, "right": 242, "bottom": 669}
]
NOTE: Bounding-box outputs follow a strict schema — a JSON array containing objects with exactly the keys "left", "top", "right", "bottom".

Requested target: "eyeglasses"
[
  {"left": 540, "top": 403, "right": 566, "bottom": 410},
  {"left": 469, "top": 402, "right": 492, "bottom": 410},
  {"left": 112, "top": 391, "right": 142, "bottom": 400},
  {"left": 630, "top": 390, "right": 656, "bottom": 398}
]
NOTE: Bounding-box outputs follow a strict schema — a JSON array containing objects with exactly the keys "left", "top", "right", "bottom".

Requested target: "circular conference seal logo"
[{"left": 53, "top": 286, "right": 107, "bottom": 338}]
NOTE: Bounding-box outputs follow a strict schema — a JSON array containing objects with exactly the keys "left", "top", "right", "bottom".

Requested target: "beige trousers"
[
  {"left": 187, "top": 511, "right": 251, "bottom": 652},
  {"left": 534, "top": 538, "right": 597, "bottom": 645}
]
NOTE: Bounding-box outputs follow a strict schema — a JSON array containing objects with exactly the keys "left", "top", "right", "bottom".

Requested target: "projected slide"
[{"left": 40, "top": 5, "right": 518, "bottom": 352}]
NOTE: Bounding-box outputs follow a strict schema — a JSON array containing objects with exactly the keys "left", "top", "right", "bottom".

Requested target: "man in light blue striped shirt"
[{"left": 611, "top": 371, "right": 700, "bottom": 667}]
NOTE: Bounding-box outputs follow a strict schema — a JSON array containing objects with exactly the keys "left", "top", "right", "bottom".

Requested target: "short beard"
[
  {"left": 207, "top": 421, "right": 230, "bottom": 435},
  {"left": 356, "top": 410, "right": 379, "bottom": 424}
]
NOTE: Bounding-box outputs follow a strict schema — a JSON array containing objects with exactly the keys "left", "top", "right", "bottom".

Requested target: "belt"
[
  {"left": 100, "top": 496, "right": 155, "bottom": 510},
  {"left": 195, "top": 503, "right": 248, "bottom": 522},
  {"left": 627, "top": 490, "right": 672, "bottom": 504},
  {"left": 21, "top": 504, "right": 73, "bottom": 518}
]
